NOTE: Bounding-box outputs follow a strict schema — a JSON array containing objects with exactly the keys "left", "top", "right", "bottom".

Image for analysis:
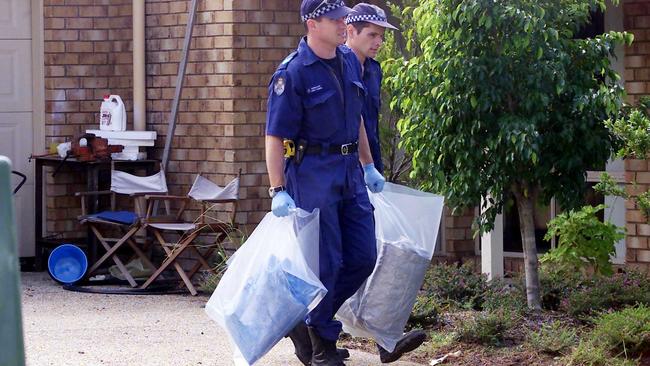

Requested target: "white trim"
[
  {"left": 31, "top": 0, "right": 44, "bottom": 154},
  {"left": 480, "top": 197, "right": 504, "bottom": 279}
]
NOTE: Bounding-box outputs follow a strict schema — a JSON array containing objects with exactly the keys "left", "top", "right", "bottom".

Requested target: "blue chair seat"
[{"left": 90, "top": 211, "right": 139, "bottom": 225}]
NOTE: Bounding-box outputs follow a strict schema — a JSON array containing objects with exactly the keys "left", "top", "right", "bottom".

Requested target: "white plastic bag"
[
  {"left": 205, "top": 208, "right": 326, "bottom": 365},
  {"left": 337, "top": 183, "right": 444, "bottom": 352}
]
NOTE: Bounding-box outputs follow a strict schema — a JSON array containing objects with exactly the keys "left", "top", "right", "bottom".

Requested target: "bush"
[
  {"left": 539, "top": 266, "right": 588, "bottom": 311},
  {"left": 542, "top": 204, "right": 625, "bottom": 276},
  {"left": 563, "top": 271, "right": 650, "bottom": 318},
  {"left": 564, "top": 339, "right": 639, "bottom": 366},
  {"left": 409, "top": 294, "right": 440, "bottom": 327},
  {"left": 482, "top": 278, "right": 528, "bottom": 315},
  {"left": 422, "top": 263, "right": 487, "bottom": 309},
  {"left": 591, "top": 305, "right": 650, "bottom": 358},
  {"left": 527, "top": 321, "right": 577, "bottom": 355},
  {"left": 197, "top": 245, "right": 231, "bottom": 293},
  {"left": 455, "top": 310, "right": 515, "bottom": 347}
]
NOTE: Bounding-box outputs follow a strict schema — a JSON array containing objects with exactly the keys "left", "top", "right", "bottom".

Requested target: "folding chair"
[
  {"left": 77, "top": 166, "right": 168, "bottom": 287},
  {"left": 140, "top": 171, "right": 240, "bottom": 295}
]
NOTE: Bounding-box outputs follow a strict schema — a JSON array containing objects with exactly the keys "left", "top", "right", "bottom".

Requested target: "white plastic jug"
[{"left": 99, "top": 95, "right": 127, "bottom": 131}]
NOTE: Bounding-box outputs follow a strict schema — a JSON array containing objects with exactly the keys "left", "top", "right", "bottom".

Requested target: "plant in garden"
[
  {"left": 541, "top": 204, "right": 625, "bottom": 276},
  {"left": 563, "top": 271, "right": 650, "bottom": 317},
  {"left": 481, "top": 278, "right": 528, "bottom": 315},
  {"left": 591, "top": 304, "right": 650, "bottom": 358},
  {"left": 456, "top": 310, "right": 515, "bottom": 346},
  {"left": 527, "top": 320, "right": 578, "bottom": 355},
  {"left": 409, "top": 294, "right": 440, "bottom": 326},
  {"left": 564, "top": 339, "right": 639, "bottom": 366},
  {"left": 538, "top": 265, "right": 587, "bottom": 310},
  {"left": 637, "top": 190, "right": 650, "bottom": 220},
  {"left": 606, "top": 96, "right": 650, "bottom": 160},
  {"left": 385, "top": 0, "right": 631, "bottom": 309},
  {"left": 421, "top": 263, "right": 487, "bottom": 309}
]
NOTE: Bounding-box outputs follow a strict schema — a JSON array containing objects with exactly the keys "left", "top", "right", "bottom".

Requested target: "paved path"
[{"left": 20, "top": 273, "right": 421, "bottom": 366}]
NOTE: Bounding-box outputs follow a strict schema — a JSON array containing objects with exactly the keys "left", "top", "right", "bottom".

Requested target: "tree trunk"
[{"left": 512, "top": 184, "right": 542, "bottom": 310}]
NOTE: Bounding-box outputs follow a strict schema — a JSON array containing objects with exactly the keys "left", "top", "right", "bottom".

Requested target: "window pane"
[{"left": 502, "top": 194, "right": 552, "bottom": 253}]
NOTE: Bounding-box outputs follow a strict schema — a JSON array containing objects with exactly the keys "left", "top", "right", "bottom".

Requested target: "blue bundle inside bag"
[{"left": 223, "top": 256, "right": 323, "bottom": 364}]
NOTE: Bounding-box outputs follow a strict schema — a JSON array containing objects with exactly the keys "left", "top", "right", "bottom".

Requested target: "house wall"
[
  {"left": 43, "top": 0, "right": 134, "bottom": 235},
  {"left": 39, "top": 0, "right": 481, "bottom": 261},
  {"left": 622, "top": 0, "right": 650, "bottom": 273}
]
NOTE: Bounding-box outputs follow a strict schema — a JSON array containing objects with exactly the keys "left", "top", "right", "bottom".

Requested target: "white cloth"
[
  {"left": 110, "top": 170, "right": 168, "bottom": 195},
  {"left": 188, "top": 175, "right": 239, "bottom": 201},
  {"left": 147, "top": 223, "right": 197, "bottom": 231}
]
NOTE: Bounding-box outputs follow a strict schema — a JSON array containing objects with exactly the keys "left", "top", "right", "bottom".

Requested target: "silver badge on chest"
[{"left": 274, "top": 77, "right": 286, "bottom": 96}]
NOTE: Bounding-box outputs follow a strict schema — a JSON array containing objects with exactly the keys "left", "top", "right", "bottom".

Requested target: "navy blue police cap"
[
  {"left": 345, "top": 3, "right": 398, "bottom": 30},
  {"left": 301, "top": 0, "right": 354, "bottom": 22}
]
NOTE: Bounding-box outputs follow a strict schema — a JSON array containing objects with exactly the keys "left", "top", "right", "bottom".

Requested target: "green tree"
[{"left": 385, "top": 0, "right": 631, "bottom": 309}]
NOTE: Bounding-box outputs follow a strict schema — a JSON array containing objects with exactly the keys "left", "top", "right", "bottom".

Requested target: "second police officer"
[
  {"left": 264, "top": 0, "right": 386, "bottom": 365},
  {"left": 344, "top": 3, "right": 427, "bottom": 363}
]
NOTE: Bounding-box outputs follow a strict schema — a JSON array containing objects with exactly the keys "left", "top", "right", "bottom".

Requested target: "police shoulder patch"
[{"left": 274, "top": 76, "right": 286, "bottom": 96}]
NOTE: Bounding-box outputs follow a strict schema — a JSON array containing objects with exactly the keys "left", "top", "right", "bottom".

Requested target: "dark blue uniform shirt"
[
  {"left": 339, "top": 46, "right": 383, "bottom": 173},
  {"left": 361, "top": 56, "right": 383, "bottom": 174},
  {"left": 266, "top": 37, "right": 367, "bottom": 210}
]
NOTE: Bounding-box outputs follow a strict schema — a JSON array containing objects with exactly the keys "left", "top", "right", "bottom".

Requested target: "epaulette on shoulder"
[
  {"left": 278, "top": 51, "right": 298, "bottom": 71},
  {"left": 338, "top": 44, "right": 352, "bottom": 54}
]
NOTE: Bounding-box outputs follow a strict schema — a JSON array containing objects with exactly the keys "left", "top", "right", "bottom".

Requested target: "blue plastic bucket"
[{"left": 48, "top": 244, "right": 88, "bottom": 284}]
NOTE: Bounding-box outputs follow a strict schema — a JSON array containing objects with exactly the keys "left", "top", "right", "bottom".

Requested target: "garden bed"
[{"left": 338, "top": 263, "right": 650, "bottom": 366}]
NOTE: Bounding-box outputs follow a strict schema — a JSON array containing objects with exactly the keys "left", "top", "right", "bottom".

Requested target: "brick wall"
[
  {"left": 227, "top": 0, "right": 302, "bottom": 227},
  {"left": 43, "top": 0, "right": 134, "bottom": 236},
  {"left": 623, "top": 1, "right": 650, "bottom": 273},
  {"left": 144, "top": 0, "right": 303, "bottom": 230},
  {"left": 41, "top": 0, "right": 304, "bottom": 238},
  {"left": 41, "top": 0, "right": 471, "bottom": 259}
]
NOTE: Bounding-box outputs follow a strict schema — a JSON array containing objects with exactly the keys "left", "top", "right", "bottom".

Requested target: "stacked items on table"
[{"left": 85, "top": 130, "right": 156, "bottom": 161}]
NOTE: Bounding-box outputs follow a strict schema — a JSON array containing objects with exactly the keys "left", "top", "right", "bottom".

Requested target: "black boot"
[
  {"left": 378, "top": 329, "right": 427, "bottom": 363},
  {"left": 287, "top": 322, "right": 313, "bottom": 366},
  {"left": 286, "top": 322, "right": 350, "bottom": 365},
  {"left": 308, "top": 326, "right": 346, "bottom": 366}
]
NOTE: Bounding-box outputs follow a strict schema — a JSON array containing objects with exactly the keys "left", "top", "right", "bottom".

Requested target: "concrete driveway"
[{"left": 20, "top": 273, "right": 421, "bottom": 366}]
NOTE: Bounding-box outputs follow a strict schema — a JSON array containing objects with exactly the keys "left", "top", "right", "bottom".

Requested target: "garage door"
[{"left": 0, "top": 0, "right": 35, "bottom": 257}]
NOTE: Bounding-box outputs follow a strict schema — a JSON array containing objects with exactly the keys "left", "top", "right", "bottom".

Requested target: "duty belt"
[{"left": 304, "top": 141, "right": 359, "bottom": 155}]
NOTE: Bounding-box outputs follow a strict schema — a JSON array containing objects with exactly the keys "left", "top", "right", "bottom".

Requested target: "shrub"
[
  {"left": 197, "top": 245, "right": 231, "bottom": 293},
  {"left": 424, "top": 330, "right": 455, "bottom": 354},
  {"left": 422, "top": 263, "right": 487, "bottom": 309},
  {"left": 455, "top": 310, "right": 515, "bottom": 346},
  {"left": 564, "top": 339, "right": 639, "bottom": 366},
  {"left": 409, "top": 294, "right": 440, "bottom": 327},
  {"left": 527, "top": 321, "right": 577, "bottom": 355},
  {"left": 482, "top": 278, "right": 528, "bottom": 315},
  {"left": 591, "top": 305, "right": 650, "bottom": 358},
  {"left": 538, "top": 266, "right": 588, "bottom": 311},
  {"left": 542, "top": 204, "right": 625, "bottom": 276},
  {"left": 563, "top": 271, "right": 650, "bottom": 318}
]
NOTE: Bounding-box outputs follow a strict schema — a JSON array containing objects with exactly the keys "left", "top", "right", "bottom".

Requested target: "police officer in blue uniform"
[
  {"left": 345, "top": 4, "right": 427, "bottom": 363},
  {"left": 265, "top": 0, "right": 385, "bottom": 365}
]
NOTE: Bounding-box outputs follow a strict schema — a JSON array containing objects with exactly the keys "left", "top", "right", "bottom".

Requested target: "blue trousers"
[{"left": 305, "top": 192, "right": 377, "bottom": 341}]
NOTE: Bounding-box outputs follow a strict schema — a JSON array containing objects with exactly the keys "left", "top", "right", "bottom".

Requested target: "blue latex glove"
[
  {"left": 271, "top": 191, "right": 296, "bottom": 217},
  {"left": 363, "top": 163, "right": 385, "bottom": 193}
]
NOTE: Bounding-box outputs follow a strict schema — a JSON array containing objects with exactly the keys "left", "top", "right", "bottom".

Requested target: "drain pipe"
[{"left": 132, "top": 0, "right": 145, "bottom": 131}]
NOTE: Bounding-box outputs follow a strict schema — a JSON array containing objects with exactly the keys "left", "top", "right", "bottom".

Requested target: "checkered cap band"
[
  {"left": 301, "top": 0, "right": 345, "bottom": 22},
  {"left": 345, "top": 13, "right": 388, "bottom": 24}
]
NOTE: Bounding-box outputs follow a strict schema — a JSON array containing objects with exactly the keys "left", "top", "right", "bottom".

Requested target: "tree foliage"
[
  {"left": 385, "top": 0, "right": 631, "bottom": 232},
  {"left": 384, "top": 0, "right": 631, "bottom": 308},
  {"left": 542, "top": 204, "right": 625, "bottom": 276}
]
